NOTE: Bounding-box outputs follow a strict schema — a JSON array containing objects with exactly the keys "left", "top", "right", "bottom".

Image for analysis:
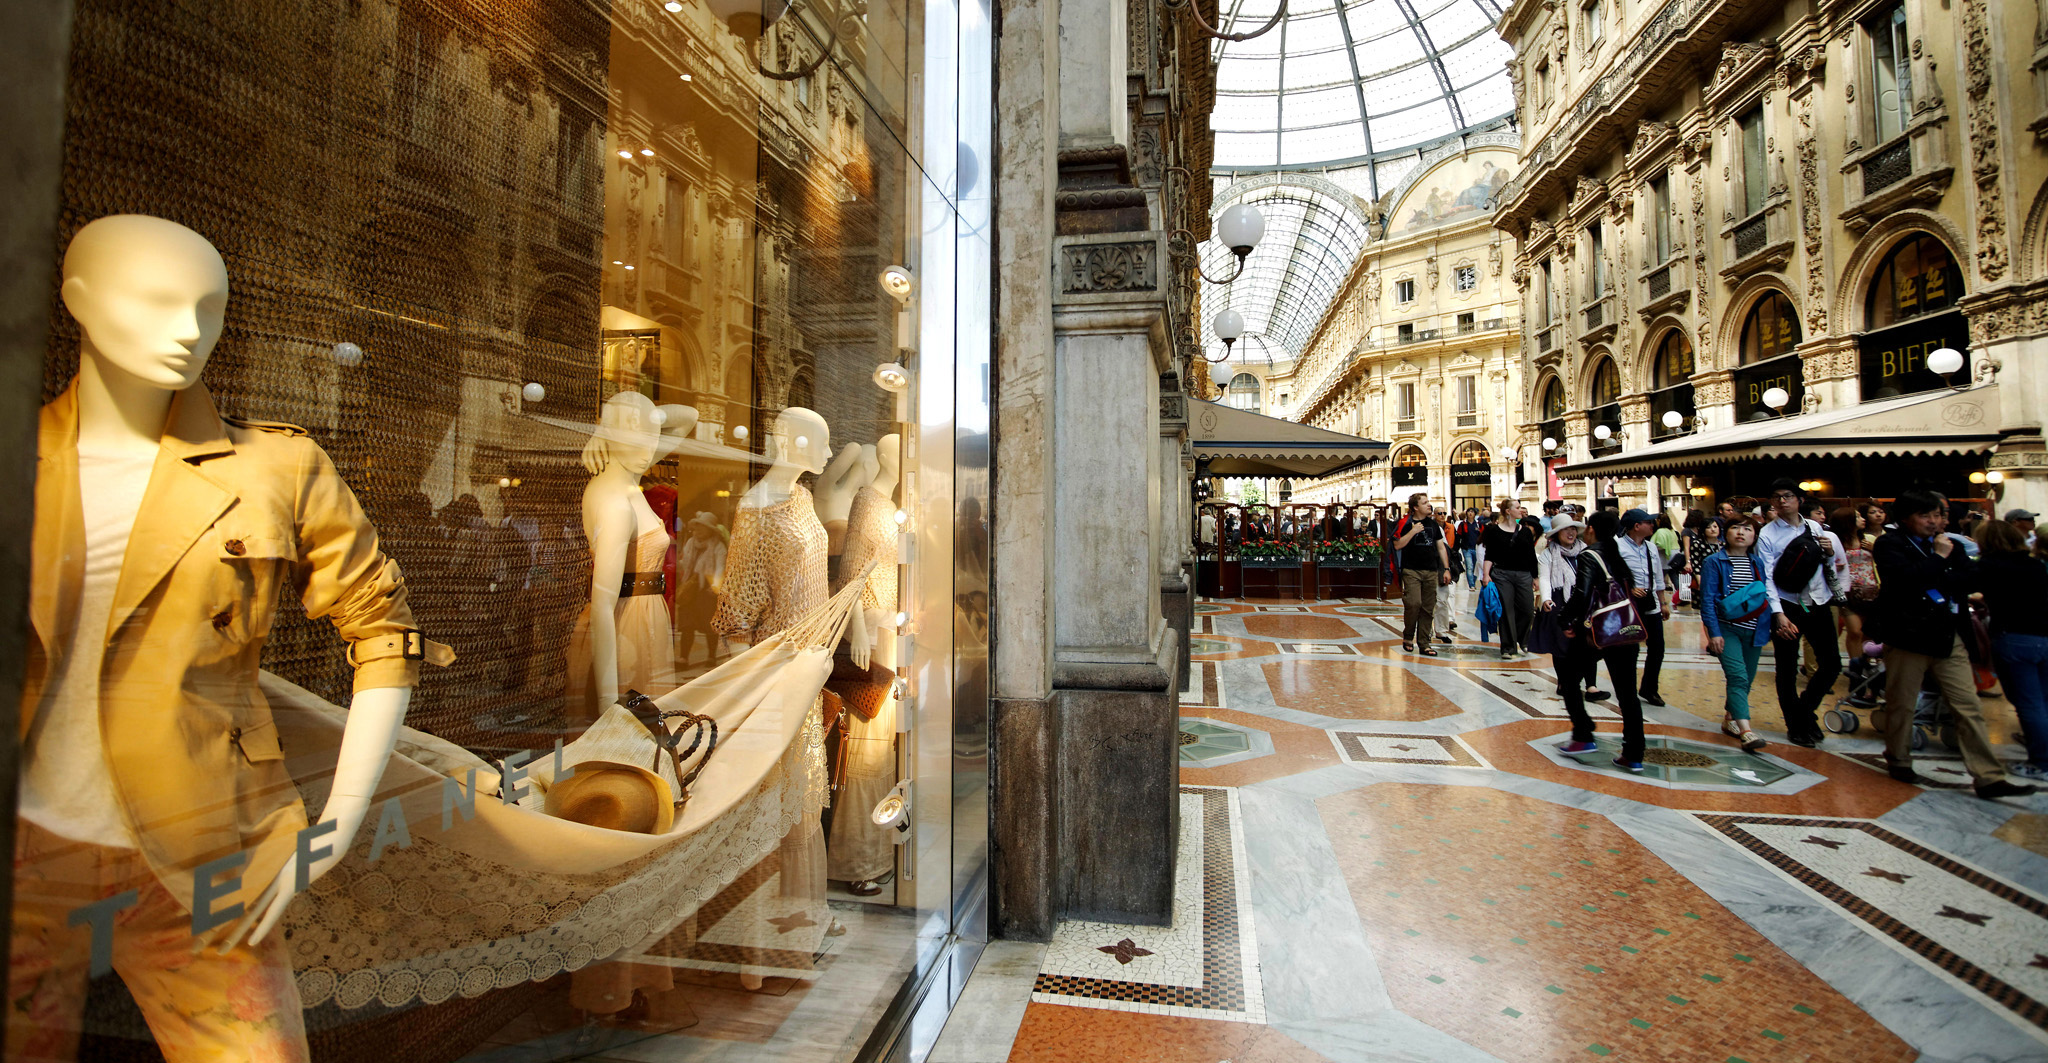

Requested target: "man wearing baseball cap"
[
  {"left": 2007, "top": 508, "right": 2038, "bottom": 547},
  {"left": 1616, "top": 508, "right": 1672, "bottom": 704}
]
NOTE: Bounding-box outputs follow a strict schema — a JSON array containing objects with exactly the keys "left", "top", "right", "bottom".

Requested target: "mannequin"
[
  {"left": 827, "top": 434, "right": 901, "bottom": 893},
  {"left": 812, "top": 442, "right": 874, "bottom": 554},
  {"left": 570, "top": 391, "right": 699, "bottom": 716},
  {"left": 713, "top": 408, "right": 871, "bottom": 665},
  {"left": 12, "top": 215, "right": 446, "bottom": 1062}
]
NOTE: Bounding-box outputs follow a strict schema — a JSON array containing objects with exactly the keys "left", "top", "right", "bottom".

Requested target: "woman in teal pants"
[{"left": 1699, "top": 520, "right": 1773, "bottom": 752}]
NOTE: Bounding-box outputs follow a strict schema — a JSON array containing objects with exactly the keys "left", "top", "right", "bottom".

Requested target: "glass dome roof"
[
  {"left": 1200, "top": 179, "right": 1372, "bottom": 365},
  {"left": 1211, "top": 0, "right": 1514, "bottom": 169}
]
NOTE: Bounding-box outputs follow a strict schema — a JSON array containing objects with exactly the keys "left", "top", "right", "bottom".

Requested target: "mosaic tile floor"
[{"left": 939, "top": 596, "right": 2048, "bottom": 1063}]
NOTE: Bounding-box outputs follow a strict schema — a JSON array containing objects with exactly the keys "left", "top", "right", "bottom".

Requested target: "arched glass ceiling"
[
  {"left": 1212, "top": 0, "right": 1514, "bottom": 169},
  {"left": 1200, "top": 180, "right": 1371, "bottom": 365}
]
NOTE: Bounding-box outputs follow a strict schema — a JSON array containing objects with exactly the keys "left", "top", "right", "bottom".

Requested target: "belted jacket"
[{"left": 28, "top": 381, "right": 448, "bottom": 913}]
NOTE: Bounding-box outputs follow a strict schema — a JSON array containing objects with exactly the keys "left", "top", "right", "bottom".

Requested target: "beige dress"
[
  {"left": 828, "top": 486, "right": 900, "bottom": 883},
  {"left": 713, "top": 485, "right": 830, "bottom": 642},
  {"left": 566, "top": 526, "right": 679, "bottom": 721}
]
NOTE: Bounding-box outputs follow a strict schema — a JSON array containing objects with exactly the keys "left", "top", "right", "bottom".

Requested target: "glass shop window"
[
  {"left": 1865, "top": 233, "right": 1963, "bottom": 329},
  {"left": 1741, "top": 291, "right": 1802, "bottom": 363}
]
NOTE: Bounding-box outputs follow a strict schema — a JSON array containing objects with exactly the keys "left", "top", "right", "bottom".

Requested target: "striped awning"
[
  {"left": 1189, "top": 399, "right": 1388, "bottom": 479},
  {"left": 1559, "top": 383, "right": 2001, "bottom": 478}
]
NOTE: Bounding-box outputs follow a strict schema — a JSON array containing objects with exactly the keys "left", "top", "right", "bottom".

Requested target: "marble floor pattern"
[{"left": 934, "top": 594, "right": 2048, "bottom": 1063}]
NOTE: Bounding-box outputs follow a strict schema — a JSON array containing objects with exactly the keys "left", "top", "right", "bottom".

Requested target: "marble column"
[{"left": 1160, "top": 388, "right": 1193, "bottom": 692}]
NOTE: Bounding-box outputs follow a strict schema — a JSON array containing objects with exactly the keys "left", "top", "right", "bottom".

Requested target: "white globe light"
[
  {"left": 1988, "top": 471, "right": 2006, "bottom": 484},
  {"left": 1541, "top": 436, "right": 1557, "bottom": 451},
  {"left": 1762, "top": 386, "right": 1790, "bottom": 410},
  {"left": 522, "top": 382, "right": 546, "bottom": 403},
  {"left": 1661, "top": 410, "right": 1684, "bottom": 429},
  {"left": 650, "top": 408, "right": 667, "bottom": 426},
  {"left": 330, "top": 341, "right": 364, "bottom": 367},
  {"left": 1593, "top": 424, "right": 1612, "bottom": 440},
  {"left": 1927, "top": 347, "right": 1965, "bottom": 375},
  {"left": 794, "top": 435, "right": 809, "bottom": 450},
  {"left": 1216, "top": 204, "right": 1266, "bottom": 256},
  {"left": 1213, "top": 309, "right": 1245, "bottom": 343},
  {"left": 731, "top": 425, "right": 749, "bottom": 441}
]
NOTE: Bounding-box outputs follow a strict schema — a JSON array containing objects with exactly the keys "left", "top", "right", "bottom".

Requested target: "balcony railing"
[
  {"left": 1537, "top": 326, "right": 1555, "bottom": 353},
  {"left": 1861, "top": 140, "right": 1913, "bottom": 194},
  {"left": 1646, "top": 264, "right": 1671, "bottom": 300},
  {"left": 1733, "top": 213, "right": 1769, "bottom": 259},
  {"left": 1584, "top": 301, "right": 1605, "bottom": 331}
]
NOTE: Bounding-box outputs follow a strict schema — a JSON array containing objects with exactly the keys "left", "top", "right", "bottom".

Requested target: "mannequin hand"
[
  {"left": 847, "top": 612, "right": 871, "bottom": 670},
  {"left": 221, "top": 792, "right": 372, "bottom": 951}
]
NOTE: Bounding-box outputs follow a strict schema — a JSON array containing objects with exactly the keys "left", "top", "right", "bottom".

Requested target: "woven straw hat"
[{"left": 544, "top": 760, "right": 676, "bottom": 835}]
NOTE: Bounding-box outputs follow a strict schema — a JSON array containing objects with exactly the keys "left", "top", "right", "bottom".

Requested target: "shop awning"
[
  {"left": 1558, "top": 383, "right": 2001, "bottom": 478},
  {"left": 1189, "top": 399, "right": 1388, "bottom": 479}
]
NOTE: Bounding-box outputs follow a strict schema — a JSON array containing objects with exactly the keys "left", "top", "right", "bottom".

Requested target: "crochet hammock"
[{"left": 258, "top": 574, "right": 868, "bottom": 1011}]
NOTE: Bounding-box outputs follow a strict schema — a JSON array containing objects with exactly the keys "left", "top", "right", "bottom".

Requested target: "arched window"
[
  {"left": 1587, "top": 357, "right": 1622, "bottom": 454},
  {"left": 1740, "top": 291, "right": 1801, "bottom": 364},
  {"left": 1588, "top": 357, "right": 1621, "bottom": 407},
  {"left": 1736, "top": 291, "right": 1804, "bottom": 419},
  {"left": 1452, "top": 440, "right": 1490, "bottom": 465},
  {"left": 1390, "top": 444, "right": 1429, "bottom": 489},
  {"left": 1539, "top": 377, "right": 1565, "bottom": 420},
  {"left": 1450, "top": 441, "right": 1491, "bottom": 511},
  {"left": 1650, "top": 330, "right": 1696, "bottom": 439},
  {"left": 1866, "top": 233, "right": 1963, "bottom": 329},
  {"left": 1537, "top": 376, "right": 1567, "bottom": 460},
  {"left": 1226, "top": 372, "right": 1261, "bottom": 412}
]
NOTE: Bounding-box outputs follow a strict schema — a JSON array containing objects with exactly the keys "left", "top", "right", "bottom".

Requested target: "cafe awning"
[
  {"left": 1558, "top": 383, "right": 2001, "bottom": 478},
  {"left": 1189, "top": 399, "right": 1389, "bottom": 479}
]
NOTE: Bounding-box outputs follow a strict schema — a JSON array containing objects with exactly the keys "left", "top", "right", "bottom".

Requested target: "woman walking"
[
  {"left": 1977, "top": 519, "right": 2048, "bottom": 781},
  {"left": 1557, "top": 511, "right": 1649, "bottom": 772},
  {"left": 1480, "top": 499, "right": 1540, "bottom": 660},
  {"left": 1686, "top": 517, "right": 1722, "bottom": 609},
  {"left": 1699, "top": 519, "right": 1771, "bottom": 752}
]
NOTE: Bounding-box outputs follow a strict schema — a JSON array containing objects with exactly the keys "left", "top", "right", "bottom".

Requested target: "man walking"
[
  {"left": 1873, "top": 490, "right": 2037, "bottom": 799},
  {"left": 1617, "top": 509, "right": 1672, "bottom": 704},
  {"left": 1755, "top": 479, "right": 1840, "bottom": 745},
  {"left": 1396, "top": 498, "right": 1453, "bottom": 656}
]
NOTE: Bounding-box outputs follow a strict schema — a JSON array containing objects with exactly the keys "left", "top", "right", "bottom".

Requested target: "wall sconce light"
[
  {"left": 1971, "top": 471, "right": 1988, "bottom": 485},
  {"left": 879, "top": 265, "right": 915, "bottom": 302},
  {"left": 1593, "top": 425, "right": 1613, "bottom": 441},
  {"left": 1541, "top": 437, "right": 1557, "bottom": 452},
  {"left": 1689, "top": 486, "right": 1711, "bottom": 497},
  {"left": 731, "top": 425, "right": 749, "bottom": 441},
  {"left": 1761, "top": 387, "right": 1790, "bottom": 415},
  {"left": 521, "top": 382, "right": 546, "bottom": 403},
  {"left": 1208, "top": 309, "right": 1245, "bottom": 363},
  {"left": 1988, "top": 471, "right": 2005, "bottom": 485}
]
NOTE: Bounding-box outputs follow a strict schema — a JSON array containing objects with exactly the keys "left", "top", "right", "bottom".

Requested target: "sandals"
[
  {"left": 1722, "top": 719, "right": 1768, "bottom": 753},
  {"left": 1402, "top": 641, "right": 1415, "bottom": 653},
  {"left": 1420, "top": 645, "right": 1440, "bottom": 657}
]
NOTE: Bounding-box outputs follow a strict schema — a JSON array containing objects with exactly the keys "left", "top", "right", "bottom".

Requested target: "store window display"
[{"left": 16, "top": 0, "right": 989, "bottom": 1056}]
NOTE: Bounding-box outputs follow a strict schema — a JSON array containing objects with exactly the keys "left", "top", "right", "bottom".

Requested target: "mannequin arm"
[
  {"left": 583, "top": 490, "right": 635, "bottom": 705},
  {"left": 224, "top": 686, "right": 409, "bottom": 949},
  {"left": 650, "top": 404, "right": 701, "bottom": 463}
]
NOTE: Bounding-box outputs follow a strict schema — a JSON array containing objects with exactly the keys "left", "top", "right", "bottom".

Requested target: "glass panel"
[
  {"left": 1870, "top": 3, "right": 1911, "bottom": 142},
  {"left": 1742, "top": 291, "right": 1804, "bottom": 363},
  {"left": 1651, "top": 175, "right": 1671, "bottom": 263},
  {"left": 1865, "top": 233, "right": 1964, "bottom": 328},
  {"left": 26, "top": 0, "right": 985, "bottom": 1058},
  {"left": 1741, "top": 108, "right": 1767, "bottom": 216}
]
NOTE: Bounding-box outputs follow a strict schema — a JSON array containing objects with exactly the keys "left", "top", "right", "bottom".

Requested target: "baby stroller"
[{"left": 1822, "top": 641, "right": 1886, "bottom": 735}]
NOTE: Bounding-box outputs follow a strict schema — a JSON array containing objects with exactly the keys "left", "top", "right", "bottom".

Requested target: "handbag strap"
[{"left": 621, "top": 692, "right": 722, "bottom": 807}]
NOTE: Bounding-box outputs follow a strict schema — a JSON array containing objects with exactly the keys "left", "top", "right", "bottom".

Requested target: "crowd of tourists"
[{"left": 1385, "top": 483, "right": 2045, "bottom": 800}]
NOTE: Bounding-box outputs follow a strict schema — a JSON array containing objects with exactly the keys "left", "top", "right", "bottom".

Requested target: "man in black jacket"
[{"left": 1873, "top": 490, "right": 2037, "bottom": 799}]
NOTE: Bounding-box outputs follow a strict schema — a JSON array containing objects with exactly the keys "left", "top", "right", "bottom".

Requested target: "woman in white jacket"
[{"left": 1537, "top": 518, "right": 1609, "bottom": 704}]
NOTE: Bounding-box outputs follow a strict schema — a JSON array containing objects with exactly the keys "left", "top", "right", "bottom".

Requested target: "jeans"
[
  {"left": 1881, "top": 642, "right": 2006, "bottom": 784},
  {"left": 1638, "top": 609, "right": 1666, "bottom": 698},
  {"left": 1716, "top": 634, "right": 1764, "bottom": 721},
  {"left": 1461, "top": 547, "right": 1479, "bottom": 587},
  {"left": 1494, "top": 570, "right": 1535, "bottom": 655},
  {"left": 1401, "top": 569, "right": 1440, "bottom": 642},
  {"left": 1771, "top": 601, "right": 1840, "bottom": 733},
  {"left": 1559, "top": 636, "right": 1645, "bottom": 761},
  {"left": 1992, "top": 631, "right": 2048, "bottom": 767}
]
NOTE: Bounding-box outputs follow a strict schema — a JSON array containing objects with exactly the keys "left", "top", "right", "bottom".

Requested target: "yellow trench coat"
[{"left": 26, "top": 381, "right": 447, "bottom": 916}]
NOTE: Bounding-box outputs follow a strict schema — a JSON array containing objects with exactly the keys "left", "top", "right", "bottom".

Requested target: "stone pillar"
[
  {"left": 1058, "top": 0, "right": 1129, "bottom": 151},
  {"left": 1049, "top": 230, "right": 1179, "bottom": 925},
  {"left": 1160, "top": 387, "right": 1192, "bottom": 693}
]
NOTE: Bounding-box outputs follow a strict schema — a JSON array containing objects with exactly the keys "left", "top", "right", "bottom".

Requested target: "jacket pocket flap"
[
  {"left": 234, "top": 718, "right": 286, "bottom": 762},
  {"left": 220, "top": 532, "right": 296, "bottom": 561}
]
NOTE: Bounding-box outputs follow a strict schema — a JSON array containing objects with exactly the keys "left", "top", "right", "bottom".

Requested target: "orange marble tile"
[
  {"left": 1188, "top": 635, "right": 1282, "bottom": 661},
  {"left": 1007, "top": 1003, "right": 1336, "bottom": 1063},
  {"left": 1461, "top": 719, "right": 1920, "bottom": 818},
  {"left": 1178, "top": 708, "right": 1343, "bottom": 787},
  {"left": 1318, "top": 783, "right": 1914, "bottom": 1063},
  {"left": 1261, "top": 659, "right": 1460, "bottom": 720},
  {"left": 1241, "top": 613, "right": 1364, "bottom": 641}
]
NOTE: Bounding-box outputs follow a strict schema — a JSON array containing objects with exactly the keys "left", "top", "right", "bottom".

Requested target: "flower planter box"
[{"left": 1243, "top": 558, "right": 1303, "bottom": 568}]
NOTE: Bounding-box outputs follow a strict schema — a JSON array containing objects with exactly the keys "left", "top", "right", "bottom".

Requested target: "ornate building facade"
[
  {"left": 1286, "top": 138, "right": 1525, "bottom": 515},
  {"left": 1495, "top": 0, "right": 2048, "bottom": 513}
]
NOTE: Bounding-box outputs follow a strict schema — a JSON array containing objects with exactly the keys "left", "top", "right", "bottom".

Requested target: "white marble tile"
[
  {"left": 1041, "top": 793, "right": 1208, "bottom": 989},
  {"left": 927, "top": 940, "right": 1048, "bottom": 1063}
]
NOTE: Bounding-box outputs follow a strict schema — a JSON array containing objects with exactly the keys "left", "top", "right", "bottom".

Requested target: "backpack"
[
  {"left": 1772, "top": 519, "right": 1828, "bottom": 594},
  {"left": 1845, "top": 545, "right": 1879, "bottom": 602}
]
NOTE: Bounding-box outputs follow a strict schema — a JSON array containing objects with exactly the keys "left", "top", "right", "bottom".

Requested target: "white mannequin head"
[
  {"left": 875, "top": 433, "right": 901, "bottom": 478},
  {"left": 62, "top": 215, "right": 229, "bottom": 392},
  {"left": 583, "top": 390, "right": 662, "bottom": 476},
  {"left": 770, "top": 407, "right": 830, "bottom": 475}
]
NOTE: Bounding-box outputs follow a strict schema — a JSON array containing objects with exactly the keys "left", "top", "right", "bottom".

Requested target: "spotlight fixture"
[
  {"left": 623, "top": 264, "right": 635, "bottom": 270},
  {"left": 894, "top": 509, "right": 908, "bottom": 526},
  {"left": 879, "top": 265, "right": 915, "bottom": 301},
  {"left": 664, "top": 0, "right": 683, "bottom": 10},
  {"left": 617, "top": 149, "right": 633, "bottom": 159},
  {"left": 680, "top": 72, "right": 693, "bottom": 81},
  {"left": 873, "top": 361, "right": 910, "bottom": 392},
  {"left": 639, "top": 147, "right": 655, "bottom": 157},
  {"left": 871, "top": 780, "right": 911, "bottom": 829},
  {"left": 522, "top": 382, "right": 547, "bottom": 403}
]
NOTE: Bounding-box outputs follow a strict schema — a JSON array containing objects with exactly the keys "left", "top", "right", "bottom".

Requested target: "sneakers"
[
  {"left": 1611, "top": 757, "right": 1645, "bottom": 774},
  {"left": 1722, "top": 719, "right": 1767, "bottom": 753},
  {"left": 1555, "top": 739, "right": 1600, "bottom": 755},
  {"left": 2009, "top": 761, "right": 2048, "bottom": 782},
  {"left": 1976, "top": 778, "right": 2041, "bottom": 801}
]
